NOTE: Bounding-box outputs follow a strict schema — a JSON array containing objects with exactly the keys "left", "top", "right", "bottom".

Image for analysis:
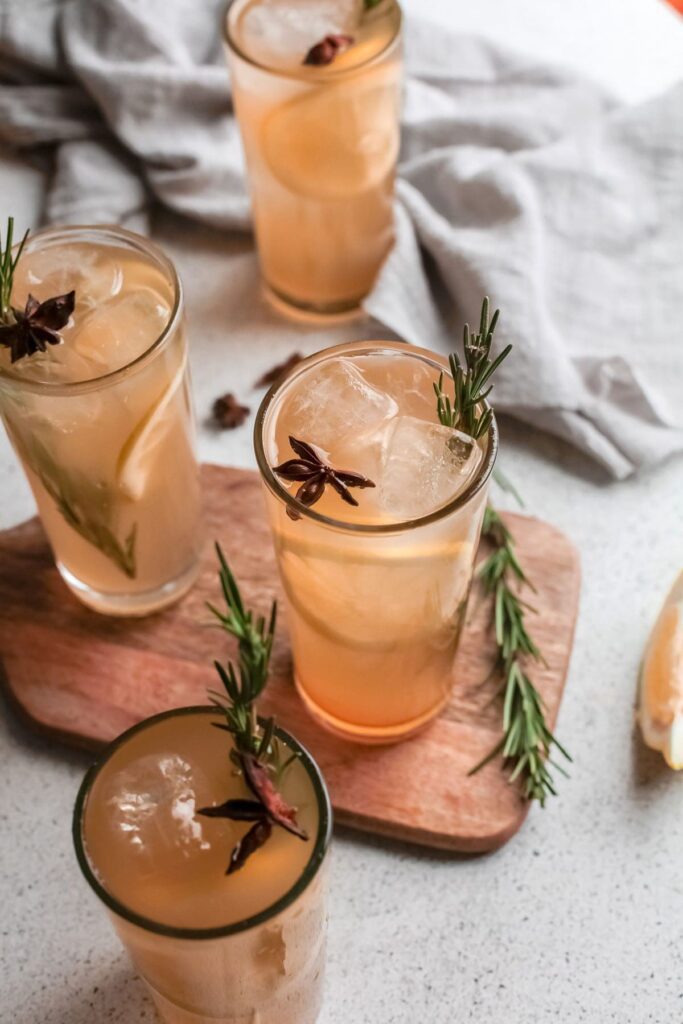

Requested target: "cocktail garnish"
[
  {"left": 198, "top": 544, "right": 308, "bottom": 874},
  {"left": 0, "top": 219, "right": 75, "bottom": 363},
  {"left": 212, "top": 392, "right": 250, "bottom": 429},
  {"left": 273, "top": 435, "right": 375, "bottom": 520},
  {"left": 435, "top": 296, "right": 571, "bottom": 803},
  {"left": 255, "top": 351, "right": 303, "bottom": 388},
  {"left": 303, "top": 33, "right": 354, "bottom": 66},
  {"left": 433, "top": 295, "right": 511, "bottom": 439}
]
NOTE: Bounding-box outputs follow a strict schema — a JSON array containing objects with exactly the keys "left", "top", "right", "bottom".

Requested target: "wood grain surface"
[{"left": 0, "top": 463, "right": 580, "bottom": 852}]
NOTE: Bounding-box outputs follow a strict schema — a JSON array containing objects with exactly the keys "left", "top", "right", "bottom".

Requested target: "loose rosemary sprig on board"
[
  {"left": 471, "top": 506, "right": 571, "bottom": 804},
  {"left": 436, "top": 297, "right": 570, "bottom": 803}
]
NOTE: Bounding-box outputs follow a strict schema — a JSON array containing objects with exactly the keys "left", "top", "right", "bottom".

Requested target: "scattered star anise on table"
[
  {"left": 273, "top": 435, "right": 375, "bottom": 520},
  {"left": 303, "top": 33, "right": 354, "bottom": 65},
  {"left": 212, "top": 392, "right": 250, "bottom": 429},
  {"left": 255, "top": 351, "right": 303, "bottom": 388}
]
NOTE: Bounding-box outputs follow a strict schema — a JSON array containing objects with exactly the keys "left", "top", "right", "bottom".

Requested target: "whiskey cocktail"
[
  {"left": 0, "top": 224, "right": 202, "bottom": 615},
  {"left": 255, "top": 339, "right": 498, "bottom": 742},
  {"left": 73, "top": 706, "right": 332, "bottom": 1024},
  {"left": 224, "top": 0, "right": 402, "bottom": 315}
]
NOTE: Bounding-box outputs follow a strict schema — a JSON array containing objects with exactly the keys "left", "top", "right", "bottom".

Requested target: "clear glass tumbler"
[
  {"left": 255, "top": 340, "right": 498, "bottom": 743},
  {"left": 0, "top": 225, "right": 203, "bottom": 616},
  {"left": 73, "top": 706, "right": 332, "bottom": 1024},
  {"left": 223, "top": 0, "right": 403, "bottom": 315}
]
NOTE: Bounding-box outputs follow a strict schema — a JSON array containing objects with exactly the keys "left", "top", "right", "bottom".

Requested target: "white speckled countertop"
[{"left": 2, "top": 2, "right": 683, "bottom": 1022}]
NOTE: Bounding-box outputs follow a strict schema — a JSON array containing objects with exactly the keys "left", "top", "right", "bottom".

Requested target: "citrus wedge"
[
  {"left": 116, "top": 360, "right": 186, "bottom": 502},
  {"left": 262, "top": 72, "right": 399, "bottom": 200},
  {"left": 637, "top": 571, "right": 683, "bottom": 769}
]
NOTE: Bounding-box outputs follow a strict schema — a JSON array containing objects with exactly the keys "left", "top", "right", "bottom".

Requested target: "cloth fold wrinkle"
[{"left": 0, "top": 0, "right": 681, "bottom": 478}]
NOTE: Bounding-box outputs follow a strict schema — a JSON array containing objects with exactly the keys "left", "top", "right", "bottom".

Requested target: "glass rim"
[
  {"left": 253, "top": 339, "right": 499, "bottom": 535},
  {"left": 72, "top": 705, "right": 333, "bottom": 942},
  {"left": 0, "top": 223, "right": 183, "bottom": 397},
  {"left": 223, "top": 0, "right": 402, "bottom": 82}
]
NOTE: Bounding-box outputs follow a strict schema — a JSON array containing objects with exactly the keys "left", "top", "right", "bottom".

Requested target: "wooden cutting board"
[{"left": 0, "top": 463, "right": 580, "bottom": 853}]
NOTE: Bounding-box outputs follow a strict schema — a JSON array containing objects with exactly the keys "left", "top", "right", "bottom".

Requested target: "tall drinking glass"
[
  {"left": 255, "top": 341, "right": 498, "bottom": 743},
  {"left": 73, "top": 706, "right": 332, "bottom": 1024},
  {"left": 223, "top": 0, "right": 403, "bottom": 315},
  {"left": 0, "top": 225, "right": 203, "bottom": 615}
]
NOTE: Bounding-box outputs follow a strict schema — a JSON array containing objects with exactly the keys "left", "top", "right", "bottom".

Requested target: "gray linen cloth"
[{"left": 1, "top": 0, "right": 681, "bottom": 478}]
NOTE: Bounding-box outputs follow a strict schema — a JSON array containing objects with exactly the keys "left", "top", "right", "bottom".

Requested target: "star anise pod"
[
  {"left": 255, "top": 351, "right": 303, "bottom": 388},
  {"left": 273, "top": 435, "right": 375, "bottom": 521},
  {"left": 212, "top": 392, "right": 250, "bottom": 429},
  {"left": 0, "top": 290, "right": 75, "bottom": 363},
  {"left": 303, "top": 33, "right": 354, "bottom": 66},
  {"left": 197, "top": 751, "right": 307, "bottom": 874}
]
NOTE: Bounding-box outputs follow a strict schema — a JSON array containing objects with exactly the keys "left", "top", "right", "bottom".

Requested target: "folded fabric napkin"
[{"left": 1, "top": 0, "right": 681, "bottom": 478}]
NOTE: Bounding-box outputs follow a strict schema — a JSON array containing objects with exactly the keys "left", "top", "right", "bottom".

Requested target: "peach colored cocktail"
[
  {"left": 73, "top": 707, "right": 331, "bottom": 1024},
  {"left": 0, "top": 225, "right": 202, "bottom": 615},
  {"left": 255, "top": 340, "right": 498, "bottom": 742},
  {"left": 224, "top": 0, "right": 402, "bottom": 315}
]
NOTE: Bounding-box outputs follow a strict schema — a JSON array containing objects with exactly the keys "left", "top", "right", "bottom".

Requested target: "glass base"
[
  {"left": 58, "top": 558, "right": 201, "bottom": 617},
  {"left": 263, "top": 282, "right": 366, "bottom": 323},
  {"left": 294, "top": 674, "right": 448, "bottom": 745}
]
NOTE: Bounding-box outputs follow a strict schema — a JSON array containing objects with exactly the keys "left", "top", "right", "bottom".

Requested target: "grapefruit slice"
[
  {"left": 116, "top": 360, "right": 186, "bottom": 502},
  {"left": 638, "top": 571, "right": 683, "bottom": 769},
  {"left": 262, "top": 72, "right": 399, "bottom": 200}
]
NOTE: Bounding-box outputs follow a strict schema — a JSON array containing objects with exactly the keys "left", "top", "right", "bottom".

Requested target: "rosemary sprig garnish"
[
  {"left": 434, "top": 296, "right": 511, "bottom": 438},
  {"left": 435, "top": 297, "right": 570, "bottom": 802},
  {"left": 471, "top": 507, "right": 572, "bottom": 804},
  {"left": 0, "top": 217, "right": 28, "bottom": 323},
  {"left": 206, "top": 542, "right": 278, "bottom": 759},
  {"left": 199, "top": 544, "right": 308, "bottom": 873}
]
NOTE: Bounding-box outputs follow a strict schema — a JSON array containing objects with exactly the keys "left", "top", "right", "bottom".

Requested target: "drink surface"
[
  {"left": 82, "top": 712, "right": 319, "bottom": 929},
  {"left": 232, "top": 0, "right": 400, "bottom": 73},
  {"left": 264, "top": 350, "right": 484, "bottom": 524},
  {"left": 1, "top": 240, "right": 172, "bottom": 384}
]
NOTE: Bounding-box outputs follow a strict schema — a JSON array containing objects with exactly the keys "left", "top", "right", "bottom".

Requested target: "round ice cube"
[
  {"left": 286, "top": 356, "right": 398, "bottom": 452},
  {"left": 377, "top": 416, "right": 483, "bottom": 519}
]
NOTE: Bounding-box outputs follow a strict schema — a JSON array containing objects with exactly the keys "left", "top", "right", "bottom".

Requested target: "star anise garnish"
[
  {"left": 303, "top": 33, "right": 354, "bottom": 66},
  {"left": 197, "top": 751, "right": 308, "bottom": 874},
  {"left": 0, "top": 291, "right": 75, "bottom": 364},
  {"left": 273, "top": 435, "right": 375, "bottom": 520}
]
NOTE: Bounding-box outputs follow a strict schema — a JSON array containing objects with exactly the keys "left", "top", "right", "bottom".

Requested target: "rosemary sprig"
[
  {"left": 434, "top": 296, "right": 511, "bottom": 438},
  {"left": 435, "top": 297, "right": 570, "bottom": 802},
  {"left": 0, "top": 217, "right": 28, "bottom": 323},
  {"left": 471, "top": 507, "right": 571, "bottom": 804},
  {"left": 200, "top": 544, "right": 307, "bottom": 873},
  {"left": 9, "top": 430, "right": 137, "bottom": 578},
  {"left": 206, "top": 542, "right": 278, "bottom": 761}
]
